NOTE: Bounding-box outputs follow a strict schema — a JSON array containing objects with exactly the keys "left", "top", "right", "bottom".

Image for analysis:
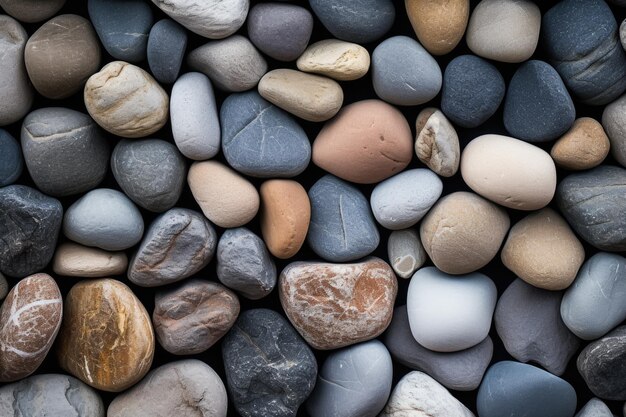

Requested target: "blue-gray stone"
[
  {"left": 542, "top": 0, "right": 626, "bottom": 105},
  {"left": 441, "top": 54, "right": 505, "bottom": 128},
  {"left": 307, "top": 174, "right": 380, "bottom": 262},
  {"left": 477, "top": 361, "right": 577, "bottom": 417},
  {"left": 147, "top": 19, "right": 187, "bottom": 84},
  {"left": 0, "top": 129, "right": 22, "bottom": 186},
  {"left": 221, "top": 91, "right": 311, "bottom": 178}
]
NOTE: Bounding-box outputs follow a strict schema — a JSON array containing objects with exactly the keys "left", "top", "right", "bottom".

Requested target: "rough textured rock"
[
  {"left": 0, "top": 130, "right": 22, "bottom": 186},
  {"left": 578, "top": 326, "right": 626, "bottom": 401},
  {"left": 602, "top": 93, "right": 626, "bottom": 168},
  {"left": 575, "top": 398, "right": 614, "bottom": 417},
  {"left": 387, "top": 230, "right": 427, "bottom": 279},
  {"left": 414, "top": 108, "right": 460, "bottom": 177},
  {"left": 552, "top": 117, "right": 611, "bottom": 170},
  {"left": 297, "top": 39, "right": 370, "bottom": 81},
  {"left": 53, "top": 242, "right": 128, "bottom": 278},
  {"left": 147, "top": 19, "right": 187, "bottom": 84},
  {"left": 405, "top": 0, "right": 469, "bottom": 55},
  {"left": 0, "top": 0, "right": 66, "bottom": 22}
]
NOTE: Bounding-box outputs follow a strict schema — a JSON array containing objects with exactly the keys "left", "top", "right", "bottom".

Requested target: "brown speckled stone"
[{"left": 551, "top": 117, "right": 610, "bottom": 170}]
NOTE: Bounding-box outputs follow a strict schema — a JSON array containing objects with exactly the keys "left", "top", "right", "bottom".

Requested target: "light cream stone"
[
  {"left": 405, "top": 0, "right": 469, "bottom": 55},
  {"left": 296, "top": 39, "right": 370, "bottom": 81},
  {"left": 52, "top": 242, "right": 128, "bottom": 278},
  {"left": 551, "top": 117, "right": 610, "bottom": 170},
  {"left": 415, "top": 108, "right": 460, "bottom": 177}
]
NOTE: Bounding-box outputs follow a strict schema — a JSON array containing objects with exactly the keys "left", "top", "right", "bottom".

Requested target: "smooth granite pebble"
[
  {"left": 296, "top": 39, "right": 370, "bottom": 81},
  {"left": 405, "top": 0, "right": 469, "bottom": 56},
  {"left": 552, "top": 117, "right": 611, "bottom": 170},
  {"left": 52, "top": 242, "right": 128, "bottom": 278},
  {"left": 387, "top": 230, "right": 427, "bottom": 279},
  {"left": 602, "top": 93, "right": 626, "bottom": 168},
  {"left": 576, "top": 398, "right": 614, "bottom": 417},
  {"left": 0, "top": 0, "right": 66, "bottom": 23},
  {"left": 578, "top": 326, "right": 626, "bottom": 400},
  {"left": 147, "top": 19, "right": 187, "bottom": 84},
  {"left": 0, "top": 130, "right": 22, "bottom": 186},
  {"left": 414, "top": 108, "right": 460, "bottom": 177}
]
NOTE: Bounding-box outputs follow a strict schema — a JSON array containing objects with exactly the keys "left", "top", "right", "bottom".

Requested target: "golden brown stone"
[
  {"left": 551, "top": 117, "right": 610, "bottom": 170},
  {"left": 405, "top": 0, "right": 469, "bottom": 55}
]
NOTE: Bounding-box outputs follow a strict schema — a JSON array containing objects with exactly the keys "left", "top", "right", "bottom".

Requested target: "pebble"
[
  {"left": 0, "top": 185, "right": 62, "bottom": 278},
  {"left": 88, "top": 0, "right": 153, "bottom": 62},
  {"left": 108, "top": 360, "right": 227, "bottom": 417},
  {"left": 0, "top": 273, "right": 6, "bottom": 300},
  {"left": 147, "top": 19, "right": 187, "bottom": 84},
  {"left": 53, "top": 242, "right": 128, "bottom": 278},
  {"left": 372, "top": 36, "right": 442, "bottom": 106},
  {"left": 543, "top": 0, "right": 626, "bottom": 105},
  {"left": 405, "top": 0, "right": 469, "bottom": 55},
  {"left": 576, "top": 398, "right": 614, "bottom": 417},
  {"left": 384, "top": 305, "right": 493, "bottom": 391},
  {"left": 84, "top": 61, "right": 169, "bottom": 138},
  {"left": 387, "top": 230, "right": 427, "bottom": 279},
  {"left": 222, "top": 309, "right": 317, "bottom": 417},
  {"left": 187, "top": 35, "right": 267, "bottom": 92},
  {"left": 63, "top": 188, "right": 144, "bottom": 251},
  {"left": 153, "top": 280, "right": 239, "bottom": 355},
  {"left": 441, "top": 54, "right": 505, "bottom": 128},
  {"left": 296, "top": 39, "right": 370, "bottom": 81},
  {"left": 0, "top": 273, "right": 62, "bottom": 382},
  {"left": 380, "top": 371, "right": 475, "bottom": 417},
  {"left": 602, "top": 93, "right": 626, "bottom": 168},
  {"left": 21, "top": 107, "right": 110, "bottom": 197},
  {"left": 477, "top": 361, "right": 577, "bottom": 417},
  {"left": 260, "top": 180, "right": 311, "bottom": 259},
  {"left": 111, "top": 138, "right": 186, "bottom": 212},
  {"left": 306, "top": 340, "right": 393, "bottom": 417},
  {"left": 280, "top": 257, "right": 397, "bottom": 350},
  {"left": 128, "top": 208, "right": 217, "bottom": 287},
  {"left": 504, "top": 60, "right": 576, "bottom": 142},
  {"left": 24, "top": 14, "right": 101, "bottom": 99},
  {"left": 495, "top": 278, "right": 580, "bottom": 376},
  {"left": 247, "top": 3, "right": 313, "bottom": 61},
  {"left": 312, "top": 100, "right": 413, "bottom": 184},
  {"left": 414, "top": 108, "right": 460, "bottom": 177},
  {"left": 56, "top": 279, "right": 154, "bottom": 392},
  {"left": 188, "top": 160, "right": 260, "bottom": 228},
  {"left": 0, "top": 0, "right": 66, "bottom": 22},
  {"left": 420, "top": 192, "right": 510, "bottom": 275},
  {"left": 216, "top": 227, "right": 277, "bottom": 300},
  {"left": 307, "top": 175, "right": 380, "bottom": 262},
  {"left": 461, "top": 134, "right": 557, "bottom": 210},
  {"left": 466, "top": 0, "right": 541, "bottom": 63},
  {"left": 170, "top": 72, "right": 220, "bottom": 160},
  {"left": 221, "top": 91, "right": 310, "bottom": 177},
  {"left": 370, "top": 168, "right": 443, "bottom": 230},
  {"left": 501, "top": 208, "right": 585, "bottom": 290},
  {"left": 552, "top": 117, "right": 611, "bottom": 170},
  {"left": 556, "top": 165, "right": 626, "bottom": 251},
  {"left": 258, "top": 69, "right": 344, "bottom": 122},
  {"left": 561, "top": 253, "right": 626, "bottom": 340},
  {"left": 0, "top": 129, "right": 23, "bottom": 186}
]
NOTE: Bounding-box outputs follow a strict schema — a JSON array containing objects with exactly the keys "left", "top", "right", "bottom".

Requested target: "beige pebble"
[
  {"left": 405, "top": 0, "right": 469, "bottom": 55},
  {"left": 415, "top": 108, "right": 460, "bottom": 177},
  {"left": 52, "top": 242, "right": 128, "bottom": 278},
  {"left": 296, "top": 39, "right": 370, "bottom": 81},
  {"left": 551, "top": 118, "right": 610, "bottom": 170}
]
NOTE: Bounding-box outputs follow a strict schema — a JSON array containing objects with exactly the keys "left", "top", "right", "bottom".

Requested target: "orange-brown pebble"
[
  {"left": 405, "top": 0, "right": 470, "bottom": 55},
  {"left": 550, "top": 117, "right": 610, "bottom": 170}
]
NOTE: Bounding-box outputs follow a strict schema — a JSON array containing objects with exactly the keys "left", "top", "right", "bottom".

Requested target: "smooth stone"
[
  {"left": 466, "top": 0, "right": 541, "bottom": 63},
  {"left": 562, "top": 253, "right": 626, "bottom": 340},
  {"left": 153, "top": 280, "right": 239, "bottom": 355},
  {"left": 543, "top": 0, "right": 626, "bottom": 105},
  {"left": 552, "top": 117, "right": 611, "bottom": 170},
  {"left": 602, "top": 93, "right": 626, "bottom": 168},
  {"left": 0, "top": 129, "right": 23, "bottom": 186},
  {"left": 477, "top": 361, "right": 577, "bottom": 417},
  {"left": 312, "top": 100, "right": 413, "bottom": 184},
  {"left": 0, "top": 185, "right": 62, "bottom": 278},
  {"left": 0, "top": 273, "right": 62, "bottom": 382},
  {"left": 556, "top": 165, "right": 626, "bottom": 251},
  {"left": 53, "top": 242, "right": 128, "bottom": 278},
  {"left": 128, "top": 208, "right": 216, "bottom": 287},
  {"left": 296, "top": 39, "right": 370, "bottom": 81},
  {"left": 221, "top": 91, "right": 311, "bottom": 177},
  {"left": 147, "top": 19, "right": 187, "bottom": 84},
  {"left": 84, "top": 61, "right": 169, "bottom": 138},
  {"left": 384, "top": 305, "right": 493, "bottom": 391},
  {"left": 307, "top": 175, "right": 380, "bottom": 262},
  {"left": 577, "top": 326, "right": 626, "bottom": 400},
  {"left": 420, "top": 192, "right": 510, "bottom": 275},
  {"left": 56, "top": 279, "right": 154, "bottom": 392},
  {"left": 0, "top": 273, "right": 6, "bottom": 300},
  {"left": 88, "top": 0, "right": 153, "bottom": 62},
  {"left": 622, "top": 19, "right": 626, "bottom": 50},
  {"left": 0, "top": 0, "right": 66, "bottom": 22},
  {"left": 216, "top": 227, "right": 277, "bottom": 300},
  {"left": 308, "top": 0, "right": 395, "bottom": 44},
  {"left": 187, "top": 35, "right": 267, "bottom": 92},
  {"left": 188, "top": 160, "right": 260, "bottom": 228},
  {"left": 575, "top": 398, "right": 614, "bottom": 417},
  {"left": 461, "top": 134, "right": 557, "bottom": 210},
  {"left": 258, "top": 69, "right": 344, "bottom": 122},
  {"left": 380, "top": 371, "right": 475, "bottom": 417},
  {"left": 111, "top": 139, "right": 185, "bottom": 212},
  {"left": 414, "top": 108, "right": 460, "bottom": 177},
  {"left": 280, "top": 257, "right": 397, "bottom": 350},
  {"left": 63, "top": 188, "right": 144, "bottom": 251},
  {"left": 24, "top": 14, "right": 101, "bottom": 99},
  {"left": 222, "top": 309, "right": 317, "bottom": 417},
  {"left": 21, "top": 107, "right": 109, "bottom": 197},
  {"left": 306, "top": 340, "right": 393, "bottom": 417},
  {"left": 372, "top": 35, "right": 442, "bottom": 106},
  {"left": 108, "top": 360, "right": 227, "bottom": 417},
  {"left": 387, "top": 230, "right": 427, "bottom": 279},
  {"left": 405, "top": 0, "right": 469, "bottom": 55},
  {"left": 260, "top": 180, "right": 311, "bottom": 259},
  {"left": 441, "top": 54, "right": 505, "bottom": 128},
  {"left": 501, "top": 208, "right": 585, "bottom": 290}
]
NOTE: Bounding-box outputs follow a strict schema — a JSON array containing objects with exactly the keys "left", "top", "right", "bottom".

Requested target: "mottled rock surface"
[{"left": 414, "top": 108, "right": 460, "bottom": 177}]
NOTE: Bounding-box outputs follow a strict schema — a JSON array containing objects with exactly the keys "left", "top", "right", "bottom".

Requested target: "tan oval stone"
[
  {"left": 260, "top": 179, "right": 311, "bottom": 259},
  {"left": 296, "top": 39, "right": 370, "bottom": 81},
  {"left": 84, "top": 61, "right": 169, "bottom": 138},
  {"left": 312, "top": 99, "right": 413, "bottom": 184},
  {"left": 415, "top": 108, "right": 460, "bottom": 177},
  {"left": 52, "top": 242, "right": 128, "bottom": 278},
  {"left": 501, "top": 208, "right": 585, "bottom": 290},
  {"left": 188, "top": 160, "right": 259, "bottom": 228},
  {"left": 279, "top": 257, "right": 397, "bottom": 350},
  {"left": 56, "top": 279, "right": 154, "bottom": 392},
  {"left": 258, "top": 69, "right": 343, "bottom": 122},
  {"left": 551, "top": 117, "right": 610, "bottom": 170},
  {"left": 420, "top": 192, "right": 510, "bottom": 275},
  {"left": 405, "top": 0, "right": 469, "bottom": 55}
]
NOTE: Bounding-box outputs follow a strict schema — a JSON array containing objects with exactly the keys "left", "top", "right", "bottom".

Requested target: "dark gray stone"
[
  {"left": 0, "top": 185, "right": 62, "bottom": 278},
  {"left": 575, "top": 398, "right": 613, "bottom": 417},
  {"left": 0, "top": 129, "right": 22, "bottom": 186},
  {"left": 222, "top": 308, "right": 317, "bottom": 417},
  {"left": 0, "top": 273, "right": 6, "bottom": 300},
  {"left": 578, "top": 326, "right": 626, "bottom": 401},
  {"left": 147, "top": 19, "right": 187, "bottom": 84}
]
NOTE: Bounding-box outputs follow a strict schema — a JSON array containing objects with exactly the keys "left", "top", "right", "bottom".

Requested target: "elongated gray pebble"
[
  {"left": 147, "top": 19, "right": 187, "bottom": 84},
  {"left": 387, "top": 229, "right": 427, "bottom": 279}
]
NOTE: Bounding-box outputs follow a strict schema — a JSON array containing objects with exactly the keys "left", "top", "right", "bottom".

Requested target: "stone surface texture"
[
  {"left": 552, "top": 117, "right": 611, "bottom": 170},
  {"left": 405, "top": 0, "right": 469, "bottom": 55},
  {"left": 52, "top": 242, "right": 128, "bottom": 278},
  {"left": 296, "top": 39, "right": 370, "bottom": 81},
  {"left": 414, "top": 108, "right": 460, "bottom": 177}
]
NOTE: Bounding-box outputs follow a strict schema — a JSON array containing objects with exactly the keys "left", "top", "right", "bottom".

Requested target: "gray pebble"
[
  {"left": 0, "top": 129, "right": 23, "bottom": 186},
  {"left": 147, "top": 19, "right": 187, "bottom": 84},
  {"left": 602, "top": 93, "right": 626, "bottom": 168},
  {"left": 0, "top": 273, "right": 7, "bottom": 300},
  {"left": 575, "top": 398, "right": 614, "bottom": 417},
  {"left": 387, "top": 229, "right": 427, "bottom": 279}
]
